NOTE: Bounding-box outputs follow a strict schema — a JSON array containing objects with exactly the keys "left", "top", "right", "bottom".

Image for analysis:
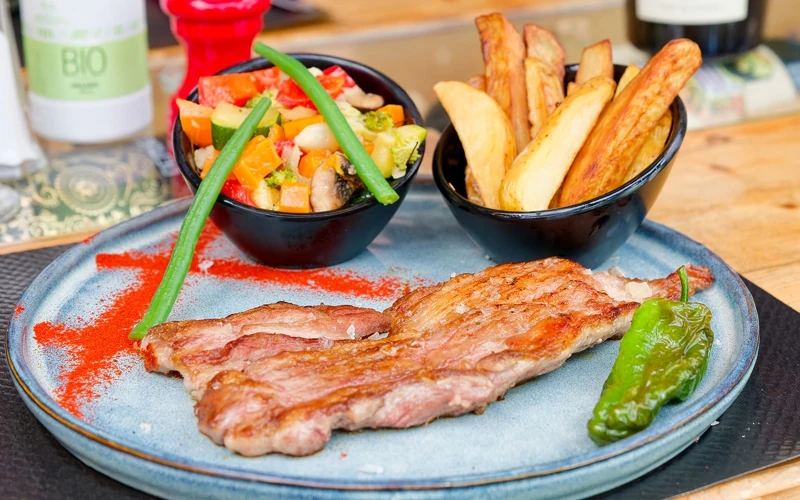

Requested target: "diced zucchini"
[
  {"left": 371, "top": 131, "right": 395, "bottom": 178},
  {"left": 210, "top": 102, "right": 281, "bottom": 150}
]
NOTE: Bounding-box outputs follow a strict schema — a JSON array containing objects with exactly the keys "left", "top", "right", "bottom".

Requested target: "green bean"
[
  {"left": 253, "top": 43, "right": 399, "bottom": 205},
  {"left": 129, "top": 98, "right": 272, "bottom": 340}
]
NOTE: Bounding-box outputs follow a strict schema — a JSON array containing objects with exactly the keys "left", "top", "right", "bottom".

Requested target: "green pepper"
[
  {"left": 588, "top": 267, "right": 714, "bottom": 445},
  {"left": 129, "top": 98, "right": 272, "bottom": 340}
]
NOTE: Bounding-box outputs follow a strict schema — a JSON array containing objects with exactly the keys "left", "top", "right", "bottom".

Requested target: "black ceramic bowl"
[
  {"left": 174, "top": 54, "right": 424, "bottom": 268},
  {"left": 433, "top": 63, "right": 687, "bottom": 269}
]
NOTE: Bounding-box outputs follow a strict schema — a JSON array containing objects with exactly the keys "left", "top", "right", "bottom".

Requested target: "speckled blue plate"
[{"left": 7, "top": 183, "right": 758, "bottom": 500}]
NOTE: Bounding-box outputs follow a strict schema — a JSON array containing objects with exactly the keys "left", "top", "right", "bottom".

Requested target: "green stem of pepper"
[
  {"left": 252, "top": 42, "right": 399, "bottom": 206},
  {"left": 678, "top": 266, "right": 689, "bottom": 302},
  {"left": 129, "top": 98, "right": 272, "bottom": 340}
]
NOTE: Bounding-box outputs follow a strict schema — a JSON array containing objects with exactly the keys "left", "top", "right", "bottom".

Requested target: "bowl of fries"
[{"left": 432, "top": 14, "right": 700, "bottom": 267}]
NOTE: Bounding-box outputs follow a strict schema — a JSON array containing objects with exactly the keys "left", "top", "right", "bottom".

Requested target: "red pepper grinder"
[{"left": 161, "top": 0, "right": 272, "bottom": 129}]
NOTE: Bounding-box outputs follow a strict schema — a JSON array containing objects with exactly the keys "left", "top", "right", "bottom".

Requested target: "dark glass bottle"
[{"left": 627, "top": 0, "right": 766, "bottom": 59}]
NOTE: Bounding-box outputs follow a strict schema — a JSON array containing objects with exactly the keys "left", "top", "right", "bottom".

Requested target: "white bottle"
[{"left": 20, "top": 0, "right": 152, "bottom": 144}]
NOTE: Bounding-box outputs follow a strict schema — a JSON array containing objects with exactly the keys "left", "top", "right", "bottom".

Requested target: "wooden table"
[{"left": 19, "top": 0, "right": 800, "bottom": 497}]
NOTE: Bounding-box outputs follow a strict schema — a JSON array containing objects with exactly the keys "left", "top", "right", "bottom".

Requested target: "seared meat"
[
  {"left": 141, "top": 302, "right": 390, "bottom": 399},
  {"left": 195, "top": 258, "right": 714, "bottom": 456}
]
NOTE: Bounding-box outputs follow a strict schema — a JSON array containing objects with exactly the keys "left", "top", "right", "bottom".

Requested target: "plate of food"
[{"left": 7, "top": 18, "right": 758, "bottom": 500}]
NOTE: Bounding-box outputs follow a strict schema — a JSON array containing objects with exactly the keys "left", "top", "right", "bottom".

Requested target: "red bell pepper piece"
[
  {"left": 252, "top": 67, "right": 282, "bottom": 91},
  {"left": 220, "top": 178, "right": 255, "bottom": 206},
  {"left": 276, "top": 74, "right": 346, "bottom": 109},
  {"left": 198, "top": 73, "right": 259, "bottom": 107},
  {"left": 323, "top": 65, "right": 356, "bottom": 88}
]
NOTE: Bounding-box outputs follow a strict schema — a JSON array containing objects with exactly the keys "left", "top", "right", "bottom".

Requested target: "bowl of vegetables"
[{"left": 173, "top": 52, "right": 426, "bottom": 268}]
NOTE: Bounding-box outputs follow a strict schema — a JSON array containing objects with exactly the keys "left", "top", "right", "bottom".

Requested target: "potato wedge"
[
  {"left": 500, "top": 76, "right": 615, "bottom": 212},
  {"left": 467, "top": 74, "right": 486, "bottom": 91},
  {"left": 476, "top": 13, "right": 530, "bottom": 153},
  {"left": 615, "top": 64, "right": 640, "bottom": 98},
  {"left": 434, "top": 81, "right": 516, "bottom": 209},
  {"left": 464, "top": 165, "right": 484, "bottom": 205},
  {"left": 570, "top": 39, "right": 613, "bottom": 95},
  {"left": 523, "top": 24, "right": 565, "bottom": 81},
  {"left": 525, "top": 57, "right": 565, "bottom": 139},
  {"left": 524, "top": 58, "right": 549, "bottom": 140},
  {"left": 566, "top": 81, "right": 577, "bottom": 96},
  {"left": 625, "top": 112, "right": 672, "bottom": 182},
  {"left": 614, "top": 62, "right": 673, "bottom": 182},
  {"left": 559, "top": 39, "right": 702, "bottom": 207}
]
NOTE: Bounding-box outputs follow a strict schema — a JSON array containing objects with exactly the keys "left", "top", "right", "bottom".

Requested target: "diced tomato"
[
  {"left": 252, "top": 67, "right": 281, "bottom": 91},
  {"left": 318, "top": 74, "right": 346, "bottom": 98},
  {"left": 276, "top": 74, "right": 347, "bottom": 109},
  {"left": 220, "top": 179, "right": 254, "bottom": 206},
  {"left": 276, "top": 78, "right": 312, "bottom": 109},
  {"left": 198, "top": 73, "right": 259, "bottom": 107},
  {"left": 323, "top": 65, "right": 356, "bottom": 88}
]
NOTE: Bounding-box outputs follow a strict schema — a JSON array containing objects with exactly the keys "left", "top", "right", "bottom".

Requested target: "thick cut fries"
[
  {"left": 625, "top": 113, "right": 672, "bottom": 182},
  {"left": 525, "top": 58, "right": 550, "bottom": 139},
  {"left": 523, "top": 24, "right": 565, "bottom": 80},
  {"left": 570, "top": 39, "right": 613, "bottom": 95},
  {"left": 524, "top": 58, "right": 565, "bottom": 138},
  {"left": 435, "top": 81, "right": 516, "bottom": 210},
  {"left": 464, "top": 165, "right": 484, "bottom": 205},
  {"left": 615, "top": 64, "right": 640, "bottom": 98},
  {"left": 500, "top": 76, "right": 615, "bottom": 212},
  {"left": 559, "top": 39, "right": 701, "bottom": 207},
  {"left": 476, "top": 13, "right": 530, "bottom": 153},
  {"left": 523, "top": 25, "right": 565, "bottom": 138},
  {"left": 614, "top": 63, "right": 673, "bottom": 182},
  {"left": 467, "top": 74, "right": 486, "bottom": 91}
]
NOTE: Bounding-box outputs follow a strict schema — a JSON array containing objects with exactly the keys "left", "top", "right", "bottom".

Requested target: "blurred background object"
[
  {"left": 159, "top": 0, "right": 272, "bottom": 129},
  {"left": 627, "top": 0, "right": 767, "bottom": 59},
  {"left": 0, "top": 0, "right": 44, "bottom": 222},
  {"left": 19, "top": 0, "right": 152, "bottom": 144}
]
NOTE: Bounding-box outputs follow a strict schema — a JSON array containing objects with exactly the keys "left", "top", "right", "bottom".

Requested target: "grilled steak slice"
[
  {"left": 140, "top": 302, "right": 390, "bottom": 398},
  {"left": 196, "top": 258, "right": 714, "bottom": 456}
]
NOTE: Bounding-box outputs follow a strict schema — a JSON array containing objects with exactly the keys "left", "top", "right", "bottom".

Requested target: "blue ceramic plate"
[{"left": 7, "top": 183, "right": 758, "bottom": 499}]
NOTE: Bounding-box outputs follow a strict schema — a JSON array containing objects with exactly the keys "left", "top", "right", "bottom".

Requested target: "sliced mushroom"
[
  {"left": 342, "top": 86, "right": 385, "bottom": 111},
  {"left": 310, "top": 153, "right": 364, "bottom": 212}
]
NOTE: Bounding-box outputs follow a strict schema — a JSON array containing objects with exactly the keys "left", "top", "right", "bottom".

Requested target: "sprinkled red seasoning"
[
  {"left": 33, "top": 223, "right": 425, "bottom": 419},
  {"left": 13, "top": 304, "right": 24, "bottom": 316},
  {"left": 33, "top": 275, "right": 159, "bottom": 418}
]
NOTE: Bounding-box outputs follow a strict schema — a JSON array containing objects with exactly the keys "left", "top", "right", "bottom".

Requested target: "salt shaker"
[{"left": 0, "top": 0, "right": 45, "bottom": 180}]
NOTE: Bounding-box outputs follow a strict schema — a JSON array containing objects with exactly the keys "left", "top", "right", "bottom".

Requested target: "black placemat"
[{"left": 2, "top": 246, "right": 799, "bottom": 499}]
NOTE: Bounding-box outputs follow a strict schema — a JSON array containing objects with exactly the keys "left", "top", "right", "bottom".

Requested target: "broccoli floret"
[
  {"left": 265, "top": 168, "right": 297, "bottom": 188},
  {"left": 364, "top": 111, "right": 393, "bottom": 133}
]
